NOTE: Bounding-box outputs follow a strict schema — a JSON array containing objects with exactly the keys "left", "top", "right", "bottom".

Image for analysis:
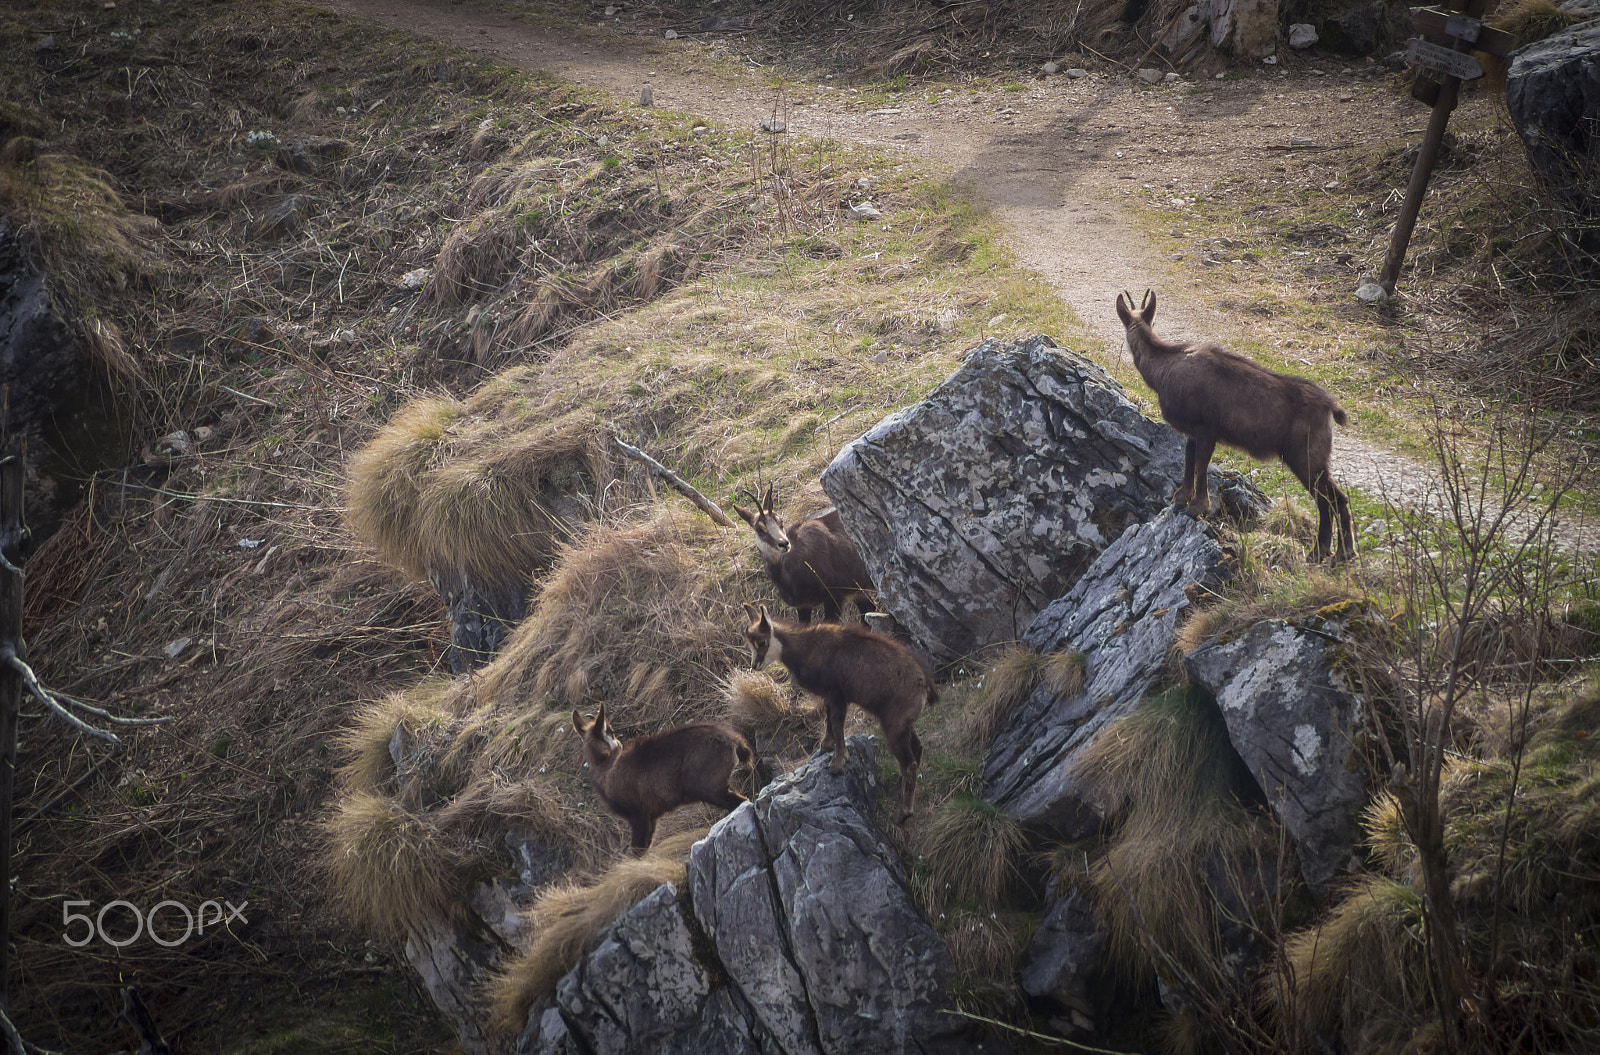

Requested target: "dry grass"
[
  {"left": 486, "top": 828, "right": 706, "bottom": 1034},
  {"left": 918, "top": 791, "right": 1027, "bottom": 910},
  {"left": 1269, "top": 876, "right": 1430, "bottom": 1045},
  {"left": 1078, "top": 686, "right": 1277, "bottom": 991},
  {"left": 323, "top": 789, "right": 485, "bottom": 939}
]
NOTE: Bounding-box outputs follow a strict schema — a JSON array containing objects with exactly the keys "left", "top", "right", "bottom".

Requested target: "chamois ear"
[
  {"left": 732, "top": 503, "right": 756, "bottom": 527},
  {"left": 742, "top": 602, "right": 758, "bottom": 623},
  {"left": 595, "top": 700, "right": 609, "bottom": 731},
  {"left": 572, "top": 709, "right": 590, "bottom": 735},
  {"left": 1115, "top": 292, "right": 1133, "bottom": 327},
  {"left": 757, "top": 604, "right": 771, "bottom": 630},
  {"left": 1140, "top": 288, "right": 1156, "bottom": 324}
]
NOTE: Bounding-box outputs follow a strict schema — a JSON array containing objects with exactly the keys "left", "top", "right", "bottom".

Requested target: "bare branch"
[
  {"left": 1, "top": 651, "right": 172, "bottom": 745},
  {"left": 613, "top": 437, "right": 736, "bottom": 527}
]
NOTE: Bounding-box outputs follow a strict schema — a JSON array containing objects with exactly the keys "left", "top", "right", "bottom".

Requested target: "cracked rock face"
[
  {"left": 821, "top": 335, "right": 1204, "bottom": 667},
  {"left": 1183, "top": 616, "right": 1369, "bottom": 894},
  {"left": 521, "top": 737, "right": 965, "bottom": 1054},
  {"left": 985, "top": 507, "right": 1232, "bottom": 832},
  {"left": 1506, "top": 20, "right": 1600, "bottom": 210}
]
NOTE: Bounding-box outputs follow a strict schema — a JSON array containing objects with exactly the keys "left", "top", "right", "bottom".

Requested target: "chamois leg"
[
  {"left": 710, "top": 787, "right": 749, "bottom": 812},
  {"left": 820, "top": 696, "right": 850, "bottom": 773},
  {"left": 628, "top": 814, "right": 657, "bottom": 852},
  {"left": 1185, "top": 436, "right": 1217, "bottom": 516},
  {"left": 1315, "top": 471, "right": 1356, "bottom": 563},
  {"left": 796, "top": 604, "right": 815, "bottom": 625},
  {"left": 1287, "top": 451, "right": 1341, "bottom": 563},
  {"left": 887, "top": 721, "right": 922, "bottom": 823},
  {"left": 1174, "top": 437, "right": 1198, "bottom": 508}
]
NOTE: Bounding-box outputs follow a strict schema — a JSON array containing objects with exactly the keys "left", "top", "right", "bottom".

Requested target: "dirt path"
[{"left": 317, "top": 0, "right": 1589, "bottom": 552}]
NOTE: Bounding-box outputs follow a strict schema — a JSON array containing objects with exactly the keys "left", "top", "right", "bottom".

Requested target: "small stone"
[
  {"left": 871, "top": 349, "right": 888, "bottom": 364},
  {"left": 639, "top": 85, "right": 653, "bottom": 106},
  {"left": 1290, "top": 137, "right": 1315, "bottom": 148},
  {"left": 759, "top": 116, "right": 786, "bottom": 133},
  {"left": 1288, "top": 23, "right": 1319, "bottom": 49},
  {"left": 1263, "top": 54, "right": 1278, "bottom": 64},
  {"left": 1171, "top": 253, "right": 1185, "bottom": 261},
  {"left": 1355, "top": 282, "right": 1387, "bottom": 302},
  {"left": 164, "top": 637, "right": 192, "bottom": 659},
  {"left": 1043, "top": 61, "right": 1060, "bottom": 75},
  {"left": 400, "top": 267, "right": 431, "bottom": 291},
  {"left": 1215, "top": 71, "right": 1227, "bottom": 79},
  {"left": 1135, "top": 67, "right": 1164, "bottom": 84},
  {"left": 1066, "top": 68, "right": 1088, "bottom": 79},
  {"left": 847, "top": 201, "right": 882, "bottom": 220},
  {"left": 158, "top": 431, "right": 191, "bottom": 455},
  {"left": 691, "top": 125, "right": 708, "bottom": 136},
  {"left": 664, "top": 28, "right": 678, "bottom": 39},
  {"left": 604, "top": 4, "right": 615, "bottom": 14}
]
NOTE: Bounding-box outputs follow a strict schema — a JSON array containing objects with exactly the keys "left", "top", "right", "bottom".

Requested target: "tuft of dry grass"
[
  {"left": 346, "top": 404, "right": 616, "bottom": 588},
  {"left": 918, "top": 791, "right": 1027, "bottom": 911},
  {"left": 948, "top": 645, "right": 1082, "bottom": 750},
  {"left": 486, "top": 828, "right": 706, "bottom": 1034},
  {"left": 338, "top": 677, "right": 462, "bottom": 798},
  {"left": 323, "top": 790, "right": 484, "bottom": 939},
  {"left": 1268, "top": 876, "right": 1429, "bottom": 1041}
]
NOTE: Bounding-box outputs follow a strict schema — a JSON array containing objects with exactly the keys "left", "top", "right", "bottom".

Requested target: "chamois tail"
[{"left": 1332, "top": 405, "right": 1348, "bottom": 426}]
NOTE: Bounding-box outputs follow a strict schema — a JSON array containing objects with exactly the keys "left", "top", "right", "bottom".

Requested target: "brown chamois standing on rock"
[
  {"left": 732, "top": 484, "right": 877, "bottom": 624},
  {"left": 572, "top": 703, "right": 754, "bottom": 851},
  {"left": 742, "top": 602, "right": 935, "bottom": 822},
  {"left": 1115, "top": 289, "right": 1357, "bottom": 562}
]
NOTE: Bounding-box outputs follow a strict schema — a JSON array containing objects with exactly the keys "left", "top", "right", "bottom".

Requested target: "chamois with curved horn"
[
  {"left": 1115, "top": 289, "right": 1356, "bottom": 562},
  {"left": 732, "top": 484, "right": 878, "bottom": 623},
  {"left": 742, "top": 602, "right": 934, "bottom": 821},
  {"left": 572, "top": 703, "right": 754, "bottom": 851}
]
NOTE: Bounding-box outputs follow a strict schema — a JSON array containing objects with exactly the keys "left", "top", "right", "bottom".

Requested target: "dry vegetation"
[{"left": 5, "top": 0, "right": 1600, "bottom": 1051}]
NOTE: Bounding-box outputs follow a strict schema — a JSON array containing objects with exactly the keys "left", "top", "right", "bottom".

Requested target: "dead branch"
[
  {"left": 613, "top": 437, "right": 736, "bottom": 527},
  {"left": 1, "top": 649, "right": 173, "bottom": 746}
]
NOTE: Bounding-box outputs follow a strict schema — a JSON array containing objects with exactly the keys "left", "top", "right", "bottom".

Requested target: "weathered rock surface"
[
  {"left": 1209, "top": 0, "right": 1278, "bottom": 56},
  {"left": 1506, "top": 20, "right": 1600, "bottom": 209},
  {"left": 1183, "top": 614, "right": 1369, "bottom": 893},
  {"left": 1162, "top": 5, "right": 1207, "bottom": 53},
  {"left": 1020, "top": 884, "right": 1106, "bottom": 1037},
  {"left": 430, "top": 571, "right": 529, "bottom": 674},
  {"left": 1318, "top": 0, "right": 1404, "bottom": 55},
  {"left": 822, "top": 335, "right": 1262, "bottom": 667},
  {"left": 984, "top": 507, "right": 1233, "bottom": 832},
  {"left": 519, "top": 737, "right": 965, "bottom": 1054}
]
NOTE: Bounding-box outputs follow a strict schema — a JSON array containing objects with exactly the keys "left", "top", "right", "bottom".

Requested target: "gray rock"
[
  {"left": 1136, "top": 67, "right": 1165, "bottom": 84},
  {"left": 639, "top": 84, "right": 654, "bottom": 107},
  {"left": 1210, "top": 0, "right": 1279, "bottom": 57},
  {"left": 689, "top": 736, "right": 964, "bottom": 1054},
  {"left": 1559, "top": 0, "right": 1600, "bottom": 17},
  {"left": 1066, "top": 68, "right": 1089, "bottom": 78},
  {"left": 429, "top": 570, "right": 528, "bottom": 674},
  {"left": 1020, "top": 884, "right": 1105, "bottom": 1034},
  {"left": 406, "top": 912, "right": 502, "bottom": 1055},
  {"left": 1043, "top": 61, "right": 1060, "bottom": 74},
  {"left": 1319, "top": 1, "right": 1398, "bottom": 56},
  {"left": 1162, "top": 6, "right": 1206, "bottom": 53},
  {"left": 984, "top": 507, "right": 1233, "bottom": 831},
  {"left": 1183, "top": 615, "right": 1370, "bottom": 893},
  {"left": 1506, "top": 20, "right": 1600, "bottom": 209},
  {"left": 1288, "top": 23, "right": 1319, "bottom": 49},
  {"left": 823, "top": 336, "right": 1243, "bottom": 667}
]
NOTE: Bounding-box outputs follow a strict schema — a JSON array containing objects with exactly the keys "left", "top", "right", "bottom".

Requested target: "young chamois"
[
  {"left": 1115, "top": 289, "right": 1356, "bottom": 562},
  {"left": 742, "top": 602, "right": 935, "bottom": 821},
  {"left": 572, "top": 703, "right": 754, "bottom": 851},
  {"left": 732, "top": 484, "right": 878, "bottom": 623}
]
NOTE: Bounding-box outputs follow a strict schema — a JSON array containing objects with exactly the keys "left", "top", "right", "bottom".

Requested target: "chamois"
[
  {"left": 1115, "top": 289, "right": 1356, "bottom": 562},
  {"left": 742, "top": 602, "right": 935, "bottom": 821},
  {"left": 572, "top": 703, "right": 754, "bottom": 851},
  {"left": 732, "top": 484, "right": 877, "bottom": 623}
]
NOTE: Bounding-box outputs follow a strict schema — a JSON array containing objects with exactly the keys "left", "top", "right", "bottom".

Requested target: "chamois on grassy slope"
[
  {"left": 572, "top": 703, "right": 753, "bottom": 851},
  {"left": 1115, "top": 289, "right": 1356, "bottom": 562},
  {"left": 742, "top": 602, "right": 935, "bottom": 821},
  {"left": 732, "top": 484, "right": 878, "bottom": 623}
]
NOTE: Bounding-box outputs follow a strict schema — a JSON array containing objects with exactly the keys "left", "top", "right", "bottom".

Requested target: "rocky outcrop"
[
  {"left": 821, "top": 335, "right": 1263, "bottom": 667},
  {"left": 519, "top": 737, "right": 965, "bottom": 1054},
  {"left": 1020, "top": 885, "right": 1106, "bottom": 1037},
  {"left": 1183, "top": 612, "right": 1370, "bottom": 893},
  {"left": 984, "top": 506, "right": 1234, "bottom": 832},
  {"left": 1210, "top": 0, "right": 1279, "bottom": 56},
  {"left": 1506, "top": 19, "right": 1600, "bottom": 210}
]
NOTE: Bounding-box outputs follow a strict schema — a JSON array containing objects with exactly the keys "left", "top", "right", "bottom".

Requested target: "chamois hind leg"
[
  {"left": 1318, "top": 471, "right": 1356, "bottom": 563},
  {"left": 1185, "top": 436, "right": 1217, "bottom": 516},
  {"left": 1285, "top": 445, "right": 1337, "bottom": 562},
  {"left": 820, "top": 696, "right": 850, "bottom": 773},
  {"left": 886, "top": 720, "right": 922, "bottom": 823},
  {"left": 1173, "top": 437, "right": 1198, "bottom": 507}
]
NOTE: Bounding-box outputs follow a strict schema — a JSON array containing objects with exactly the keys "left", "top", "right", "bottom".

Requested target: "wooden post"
[
  {"left": 1379, "top": 1, "right": 1513, "bottom": 295},
  {"left": 0, "top": 434, "right": 23, "bottom": 1009}
]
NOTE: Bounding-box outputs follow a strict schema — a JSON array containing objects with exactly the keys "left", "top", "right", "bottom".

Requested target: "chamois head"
[
  {"left": 732, "top": 485, "right": 791, "bottom": 562},
  {"left": 572, "top": 703, "right": 622, "bottom": 766},
  {"left": 1114, "top": 289, "right": 1157, "bottom": 331},
  {"left": 742, "top": 603, "right": 783, "bottom": 668}
]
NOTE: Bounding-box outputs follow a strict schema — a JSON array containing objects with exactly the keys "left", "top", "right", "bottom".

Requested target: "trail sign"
[
  {"left": 1410, "top": 6, "right": 1516, "bottom": 56},
  {"left": 1406, "top": 37, "right": 1485, "bottom": 80}
]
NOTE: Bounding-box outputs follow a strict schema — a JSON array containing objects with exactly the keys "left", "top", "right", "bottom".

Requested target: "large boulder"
[
  {"left": 984, "top": 507, "right": 1233, "bottom": 832},
  {"left": 1210, "top": 0, "right": 1279, "bottom": 56},
  {"left": 1020, "top": 884, "right": 1106, "bottom": 1037},
  {"left": 821, "top": 335, "right": 1261, "bottom": 667},
  {"left": 1506, "top": 20, "right": 1600, "bottom": 210},
  {"left": 1183, "top": 611, "right": 1371, "bottom": 894},
  {"left": 519, "top": 737, "right": 966, "bottom": 1054}
]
